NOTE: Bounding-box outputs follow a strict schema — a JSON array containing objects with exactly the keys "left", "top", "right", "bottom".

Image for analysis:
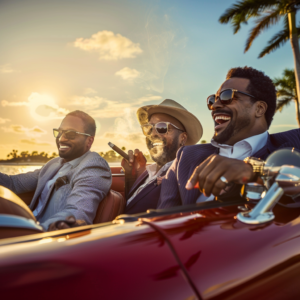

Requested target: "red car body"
[{"left": 1, "top": 166, "right": 300, "bottom": 300}]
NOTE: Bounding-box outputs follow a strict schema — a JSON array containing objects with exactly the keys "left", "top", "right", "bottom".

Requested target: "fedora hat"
[{"left": 136, "top": 99, "right": 203, "bottom": 145}]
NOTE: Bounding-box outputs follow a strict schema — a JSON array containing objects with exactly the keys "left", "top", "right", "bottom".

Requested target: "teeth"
[
  {"left": 153, "top": 143, "right": 163, "bottom": 146},
  {"left": 60, "top": 145, "right": 70, "bottom": 149},
  {"left": 215, "top": 115, "right": 231, "bottom": 121}
]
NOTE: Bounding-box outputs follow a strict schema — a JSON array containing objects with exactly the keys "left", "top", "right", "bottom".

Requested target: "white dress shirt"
[
  {"left": 127, "top": 160, "right": 173, "bottom": 205},
  {"left": 197, "top": 131, "right": 268, "bottom": 202}
]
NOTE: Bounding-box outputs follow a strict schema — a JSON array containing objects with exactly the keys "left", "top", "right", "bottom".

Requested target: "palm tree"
[
  {"left": 219, "top": 0, "right": 300, "bottom": 108},
  {"left": 273, "top": 68, "right": 299, "bottom": 124}
]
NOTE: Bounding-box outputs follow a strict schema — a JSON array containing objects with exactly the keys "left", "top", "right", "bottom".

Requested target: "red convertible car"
[{"left": 1, "top": 149, "right": 300, "bottom": 300}]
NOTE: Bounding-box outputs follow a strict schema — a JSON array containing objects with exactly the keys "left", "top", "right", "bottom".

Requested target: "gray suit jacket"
[{"left": 0, "top": 151, "right": 112, "bottom": 229}]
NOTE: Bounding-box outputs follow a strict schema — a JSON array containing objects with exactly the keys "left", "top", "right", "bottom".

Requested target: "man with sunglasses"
[
  {"left": 158, "top": 66, "right": 300, "bottom": 208},
  {"left": 0, "top": 110, "right": 111, "bottom": 230},
  {"left": 121, "top": 99, "right": 202, "bottom": 214}
]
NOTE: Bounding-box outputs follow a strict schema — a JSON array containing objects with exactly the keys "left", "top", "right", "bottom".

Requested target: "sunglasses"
[
  {"left": 53, "top": 129, "right": 91, "bottom": 140},
  {"left": 141, "top": 122, "right": 185, "bottom": 136},
  {"left": 207, "top": 88, "right": 257, "bottom": 110}
]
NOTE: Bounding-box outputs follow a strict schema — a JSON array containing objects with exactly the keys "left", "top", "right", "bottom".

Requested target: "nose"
[
  {"left": 59, "top": 132, "right": 69, "bottom": 142},
  {"left": 211, "top": 96, "right": 224, "bottom": 111}
]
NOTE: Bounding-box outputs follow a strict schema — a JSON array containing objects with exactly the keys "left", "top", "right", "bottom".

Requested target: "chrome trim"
[
  {"left": 241, "top": 183, "right": 266, "bottom": 201},
  {"left": 237, "top": 182, "right": 284, "bottom": 225},
  {"left": 0, "top": 214, "right": 44, "bottom": 231}
]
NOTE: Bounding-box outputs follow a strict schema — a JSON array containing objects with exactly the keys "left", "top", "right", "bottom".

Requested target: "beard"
[
  {"left": 212, "top": 110, "right": 251, "bottom": 144},
  {"left": 146, "top": 135, "right": 180, "bottom": 167}
]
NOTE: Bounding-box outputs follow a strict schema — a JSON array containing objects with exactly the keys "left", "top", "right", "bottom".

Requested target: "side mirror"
[
  {"left": 241, "top": 183, "right": 266, "bottom": 201},
  {"left": 238, "top": 148, "right": 300, "bottom": 225}
]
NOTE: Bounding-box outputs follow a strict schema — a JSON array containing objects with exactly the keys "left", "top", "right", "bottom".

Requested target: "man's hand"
[
  {"left": 121, "top": 149, "right": 147, "bottom": 178},
  {"left": 48, "top": 216, "right": 87, "bottom": 231},
  {"left": 185, "top": 154, "right": 254, "bottom": 197}
]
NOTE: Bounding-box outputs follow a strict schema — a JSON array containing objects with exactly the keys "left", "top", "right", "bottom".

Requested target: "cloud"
[
  {"left": 1, "top": 125, "right": 47, "bottom": 138},
  {"left": 71, "top": 94, "right": 162, "bottom": 119},
  {"left": 73, "top": 30, "right": 143, "bottom": 60},
  {"left": 20, "top": 138, "right": 51, "bottom": 146},
  {"left": 102, "top": 132, "right": 145, "bottom": 144},
  {"left": 71, "top": 96, "right": 107, "bottom": 110},
  {"left": 115, "top": 67, "right": 141, "bottom": 80},
  {"left": 0, "top": 64, "right": 19, "bottom": 74},
  {"left": 0, "top": 118, "right": 10, "bottom": 124},
  {"left": 2, "top": 100, "right": 29, "bottom": 107},
  {"left": 84, "top": 88, "right": 97, "bottom": 95},
  {"left": 2, "top": 93, "right": 69, "bottom": 121}
]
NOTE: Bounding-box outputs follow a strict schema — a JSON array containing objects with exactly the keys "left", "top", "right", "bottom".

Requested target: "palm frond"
[
  {"left": 244, "top": 9, "right": 282, "bottom": 52},
  {"left": 274, "top": 79, "right": 295, "bottom": 91},
  {"left": 258, "top": 30, "right": 289, "bottom": 57},
  {"left": 276, "top": 96, "right": 293, "bottom": 112},
  {"left": 276, "top": 89, "right": 295, "bottom": 98},
  {"left": 219, "top": 0, "right": 279, "bottom": 34}
]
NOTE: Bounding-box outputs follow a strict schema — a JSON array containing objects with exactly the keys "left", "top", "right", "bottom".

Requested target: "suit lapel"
[
  {"left": 29, "top": 160, "right": 63, "bottom": 210},
  {"left": 127, "top": 171, "right": 149, "bottom": 199},
  {"left": 126, "top": 169, "right": 168, "bottom": 210}
]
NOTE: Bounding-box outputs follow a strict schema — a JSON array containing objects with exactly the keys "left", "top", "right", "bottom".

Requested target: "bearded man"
[
  {"left": 122, "top": 99, "right": 202, "bottom": 214},
  {"left": 158, "top": 66, "right": 300, "bottom": 208}
]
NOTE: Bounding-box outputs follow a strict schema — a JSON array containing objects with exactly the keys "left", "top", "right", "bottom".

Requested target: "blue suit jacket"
[
  {"left": 125, "top": 168, "right": 169, "bottom": 214},
  {"left": 158, "top": 129, "right": 300, "bottom": 209}
]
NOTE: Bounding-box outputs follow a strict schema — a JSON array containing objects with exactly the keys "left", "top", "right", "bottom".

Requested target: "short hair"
[
  {"left": 226, "top": 66, "right": 276, "bottom": 128},
  {"left": 66, "top": 110, "right": 96, "bottom": 136}
]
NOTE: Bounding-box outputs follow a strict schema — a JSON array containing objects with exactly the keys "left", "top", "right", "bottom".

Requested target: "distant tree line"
[
  {"left": 0, "top": 150, "right": 59, "bottom": 163},
  {"left": 0, "top": 147, "right": 154, "bottom": 163},
  {"left": 99, "top": 147, "right": 153, "bottom": 162}
]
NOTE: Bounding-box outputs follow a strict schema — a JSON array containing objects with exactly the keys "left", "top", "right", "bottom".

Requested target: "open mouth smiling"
[
  {"left": 213, "top": 113, "right": 232, "bottom": 132},
  {"left": 59, "top": 143, "right": 71, "bottom": 151}
]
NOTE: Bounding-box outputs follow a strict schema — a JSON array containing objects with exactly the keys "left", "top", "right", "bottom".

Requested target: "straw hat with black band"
[{"left": 136, "top": 99, "right": 203, "bottom": 146}]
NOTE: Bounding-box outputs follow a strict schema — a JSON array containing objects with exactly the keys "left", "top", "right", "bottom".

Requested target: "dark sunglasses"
[
  {"left": 141, "top": 122, "right": 185, "bottom": 136},
  {"left": 207, "top": 88, "right": 257, "bottom": 110},
  {"left": 53, "top": 129, "right": 91, "bottom": 140}
]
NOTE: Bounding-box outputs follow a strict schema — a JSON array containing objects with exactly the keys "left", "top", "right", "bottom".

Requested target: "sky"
[{"left": 0, "top": 0, "right": 298, "bottom": 159}]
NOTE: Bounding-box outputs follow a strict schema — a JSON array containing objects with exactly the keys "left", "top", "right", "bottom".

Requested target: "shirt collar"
[
  {"left": 63, "top": 150, "right": 90, "bottom": 168},
  {"left": 211, "top": 131, "right": 268, "bottom": 156},
  {"left": 146, "top": 160, "right": 173, "bottom": 177}
]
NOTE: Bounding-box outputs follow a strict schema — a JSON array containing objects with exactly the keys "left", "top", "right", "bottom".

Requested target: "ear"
[
  {"left": 255, "top": 101, "right": 268, "bottom": 118},
  {"left": 180, "top": 132, "right": 188, "bottom": 146},
  {"left": 86, "top": 136, "right": 94, "bottom": 149}
]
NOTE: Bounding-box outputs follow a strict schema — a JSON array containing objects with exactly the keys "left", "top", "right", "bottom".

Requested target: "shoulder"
[
  {"left": 269, "top": 128, "right": 300, "bottom": 143},
  {"left": 81, "top": 151, "right": 110, "bottom": 169},
  {"left": 178, "top": 143, "right": 217, "bottom": 160}
]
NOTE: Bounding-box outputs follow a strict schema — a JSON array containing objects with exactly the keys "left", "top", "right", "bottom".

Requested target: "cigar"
[{"left": 108, "top": 142, "right": 129, "bottom": 161}]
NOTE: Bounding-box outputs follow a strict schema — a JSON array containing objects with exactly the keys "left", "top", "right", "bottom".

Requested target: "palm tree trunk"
[{"left": 288, "top": 11, "right": 300, "bottom": 127}]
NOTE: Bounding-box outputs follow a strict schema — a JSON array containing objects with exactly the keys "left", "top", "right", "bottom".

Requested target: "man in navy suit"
[
  {"left": 158, "top": 66, "right": 300, "bottom": 208},
  {"left": 122, "top": 99, "right": 203, "bottom": 214}
]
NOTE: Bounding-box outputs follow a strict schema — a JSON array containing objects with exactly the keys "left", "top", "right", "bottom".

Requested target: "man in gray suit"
[{"left": 0, "top": 111, "right": 112, "bottom": 230}]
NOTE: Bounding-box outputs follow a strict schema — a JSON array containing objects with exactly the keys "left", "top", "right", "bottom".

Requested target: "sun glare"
[{"left": 28, "top": 93, "right": 68, "bottom": 122}]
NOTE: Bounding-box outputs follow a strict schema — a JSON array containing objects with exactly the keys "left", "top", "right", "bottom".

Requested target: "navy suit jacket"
[
  {"left": 158, "top": 129, "right": 300, "bottom": 209},
  {"left": 125, "top": 168, "right": 168, "bottom": 214}
]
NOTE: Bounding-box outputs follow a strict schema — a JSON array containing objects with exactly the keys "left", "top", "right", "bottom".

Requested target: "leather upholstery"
[{"left": 93, "top": 190, "right": 125, "bottom": 224}]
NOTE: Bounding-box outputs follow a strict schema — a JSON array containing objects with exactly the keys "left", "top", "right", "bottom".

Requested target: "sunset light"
[{"left": 0, "top": 0, "right": 298, "bottom": 159}]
